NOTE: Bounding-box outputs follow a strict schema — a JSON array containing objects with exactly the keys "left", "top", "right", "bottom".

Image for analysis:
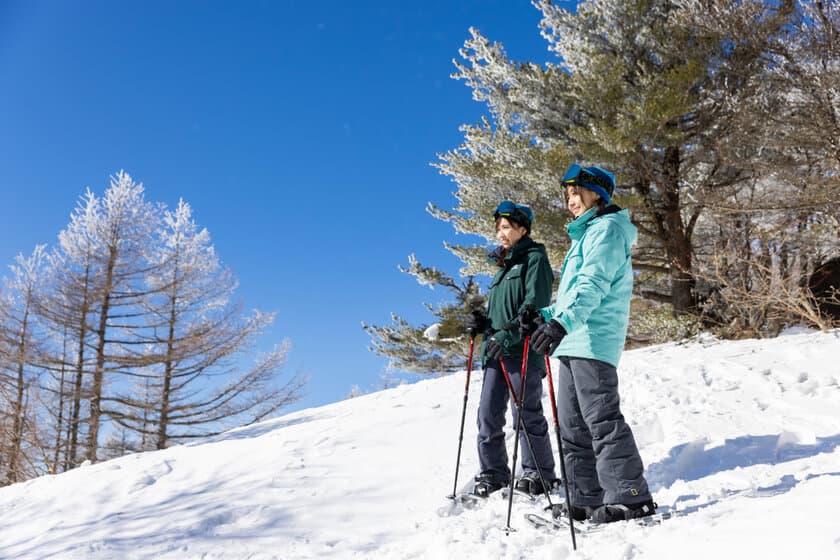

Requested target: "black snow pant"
[
  {"left": 476, "top": 356, "right": 556, "bottom": 484},
  {"left": 554, "top": 356, "right": 652, "bottom": 507}
]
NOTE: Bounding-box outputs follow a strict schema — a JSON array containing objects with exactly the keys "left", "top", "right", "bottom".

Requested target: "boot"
[
  {"left": 548, "top": 501, "right": 594, "bottom": 522},
  {"left": 471, "top": 473, "right": 506, "bottom": 498},
  {"left": 514, "top": 473, "right": 560, "bottom": 496},
  {"left": 590, "top": 500, "right": 657, "bottom": 524}
]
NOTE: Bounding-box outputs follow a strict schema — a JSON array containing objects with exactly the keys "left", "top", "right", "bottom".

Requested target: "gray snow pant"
[
  {"left": 554, "top": 356, "right": 651, "bottom": 506},
  {"left": 476, "top": 356, "right": 556, "bottom": 484}
]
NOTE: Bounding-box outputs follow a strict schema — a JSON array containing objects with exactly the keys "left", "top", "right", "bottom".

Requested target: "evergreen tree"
[
  {"left": 439, "top": 0, "right": 795, "bottom": 317},
  {"left": 1, "top": 171, "right": 308, "bottom": 478},
  {"left": 381, "top": 1, "right": 836, "bottom": 370},
  {"left": 37, "top": 190, "right": 103, "bottom": 469},
  {"left": 81, "top": 171, "right": 160, "bottom": 462},
  {"left": 109, "top": 199, "right": 305, "bottom": 447},
  {"left": 0, "top": 246, "right": 49, "bottom": 483},
  {"left": 363, "top": 255, "right": 485, "bottom": 374}
]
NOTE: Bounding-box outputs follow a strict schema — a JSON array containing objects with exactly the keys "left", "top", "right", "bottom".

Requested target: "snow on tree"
[
  {"left": 0, "top": 170, "right": 307, "bottom": 479},
  {"left": 109, "top": 199, "right": 305, "bottom": 448},
  {"left": 378, "top": 0, "right": 837, "bottom": 372},
  {"left": 442, "top": 0, "right": 798, "bottom": 316},
  {"left": 363, "top": 255, "right": 485, "bottom": 375},
  {"left": 0, "top": 246, "right": 49, "bottom": 483}
]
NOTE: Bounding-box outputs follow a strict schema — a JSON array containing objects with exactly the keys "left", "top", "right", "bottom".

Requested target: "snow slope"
[{"left": 1, "top": 330, "right": 839, "bottom": 559}]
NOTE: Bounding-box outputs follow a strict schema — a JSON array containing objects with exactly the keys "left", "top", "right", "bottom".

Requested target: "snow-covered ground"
[{"left": 1, "top": 329, "right": 839, "bottom": 559}]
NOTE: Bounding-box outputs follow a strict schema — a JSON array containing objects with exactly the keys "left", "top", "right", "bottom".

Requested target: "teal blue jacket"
[
  {"left": 540, "top": 206, "right": 637, "bottom": 367},
  {"left": 481, "top": 236, "right": 554, "bottom": 371}
]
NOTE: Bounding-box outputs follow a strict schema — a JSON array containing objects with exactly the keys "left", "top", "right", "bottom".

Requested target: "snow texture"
[{"left": 1, "top": 330, "right": 839, "bottom": 559}]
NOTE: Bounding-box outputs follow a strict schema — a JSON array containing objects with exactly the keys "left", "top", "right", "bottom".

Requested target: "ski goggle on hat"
[
  {"left": 562, "top": 164, "right": 616, "bottom": 203},
  {"left": 493, "top": 200, "right": 534, "bottom": 230}
]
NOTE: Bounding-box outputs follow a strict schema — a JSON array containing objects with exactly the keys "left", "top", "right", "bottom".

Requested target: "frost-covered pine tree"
[
  {"left": 84, "top": 172, "right": 162, "bottom": 462},
  {"left": 363, "top": 255, "right": 485, "bottom": 375},
  {"left": 36, "top": 188, "right": 106, "bottom": 469},
  {"left": 38, "top": 171, "right": 162, "bottom": 464},
  {"left": 118, "top": 199, "right": 305, "bottom": 448},
  {"left": 38, "top": 190, "right": 101, "bottom": 469},
  {"left": 437, "top": 0, "right": 796, "bottom": 318},
  {"left": 0, "top": 246, "right": 49, "bottom": 484},
  {"left": 3, "top": 172, "right": 308, "bottom": 475}
]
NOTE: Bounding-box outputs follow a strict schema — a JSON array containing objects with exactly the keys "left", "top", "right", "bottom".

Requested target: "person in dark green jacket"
[
  {"left": 526, "top": 164, "right": 656, "bottom": 524},
  {"left": 465, "top": 200, "right": 558, "bottom": 497}
]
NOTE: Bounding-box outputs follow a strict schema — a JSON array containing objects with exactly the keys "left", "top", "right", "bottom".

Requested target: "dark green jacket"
[{"left": 481, "top": 236, "right": 554, "bottom": 371}]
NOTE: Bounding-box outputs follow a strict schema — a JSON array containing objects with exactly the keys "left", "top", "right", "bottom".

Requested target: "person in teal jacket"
[
  {"left": 525, "top": 164, "right": 656, "bottom": 524},
  {"left": 465, "top": 201, "right": 558, "bottom": 498}
]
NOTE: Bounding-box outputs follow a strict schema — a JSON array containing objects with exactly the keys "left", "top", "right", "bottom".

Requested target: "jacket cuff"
[
  {"left": 492, "top": 330, "right": 515, "bottom": 349},
  {"left": 556, "top": 314, "right": 573, "bottom": 334}
]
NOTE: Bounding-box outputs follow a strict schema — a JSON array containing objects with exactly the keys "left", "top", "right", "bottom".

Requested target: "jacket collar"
[
  {"left": 566, "top": 204, "right": 622, "bottom": 240},
  {"left": 503, "top": 236, "right": 535, "bottom": 266}
]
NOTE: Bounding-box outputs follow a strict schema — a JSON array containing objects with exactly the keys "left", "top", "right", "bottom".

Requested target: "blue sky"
[{"left": 0, "top": 1, "right": 557, "bottom": 412}]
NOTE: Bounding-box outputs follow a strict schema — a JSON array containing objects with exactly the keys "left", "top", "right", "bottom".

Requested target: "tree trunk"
[
  {"left": 53, "top": 362, "right": 67, "bottom": 473},
  {"left": 661, "top": 146, "right": 696, "bottom": 315},
  {"left": 6, "top": 304, "right": 30, "bottom": 484},
  {"left": 68, "top": 264, "right": 91, "bottom": 469},
  {"left": 156, "top": 279, "right": 179, "bottom": 450},
  {"left": 86, "top": 247, "right": 116, "bottom": 463}
]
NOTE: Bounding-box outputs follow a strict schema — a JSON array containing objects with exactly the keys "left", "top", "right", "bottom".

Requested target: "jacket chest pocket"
[{"left": 502, "top": 269, "right": 524, "bottom": 299}]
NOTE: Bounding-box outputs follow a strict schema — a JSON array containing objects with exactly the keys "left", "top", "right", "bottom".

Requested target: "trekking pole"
[
  {"left": 498, "top": 346, "right": 524, "bottom": 533},
  {"left": 516, "top": 342, "right": 555, "bottom": 511},
  {"left": 447, "top": 335, "right": 476, "bottom": 500},
  {"left": 544, "top": 355, "right": 576, "bottom": 550},
  {"left": 499, "top": 336, "right": 555, "bottom": 533}
]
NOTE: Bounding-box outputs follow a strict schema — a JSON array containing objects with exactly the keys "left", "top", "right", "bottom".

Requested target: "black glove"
[
  {"left": 465, "top": 310, "right": 489, "bottom": 337},
  {"left": 519, "top": 305, "right": 544, "bottom": 336},
  {"left": 485, "top": 336, "right": 504, "bottom": 361},
  {"left": 531, "top": 319, "right": 567, "bottom": 355}
]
